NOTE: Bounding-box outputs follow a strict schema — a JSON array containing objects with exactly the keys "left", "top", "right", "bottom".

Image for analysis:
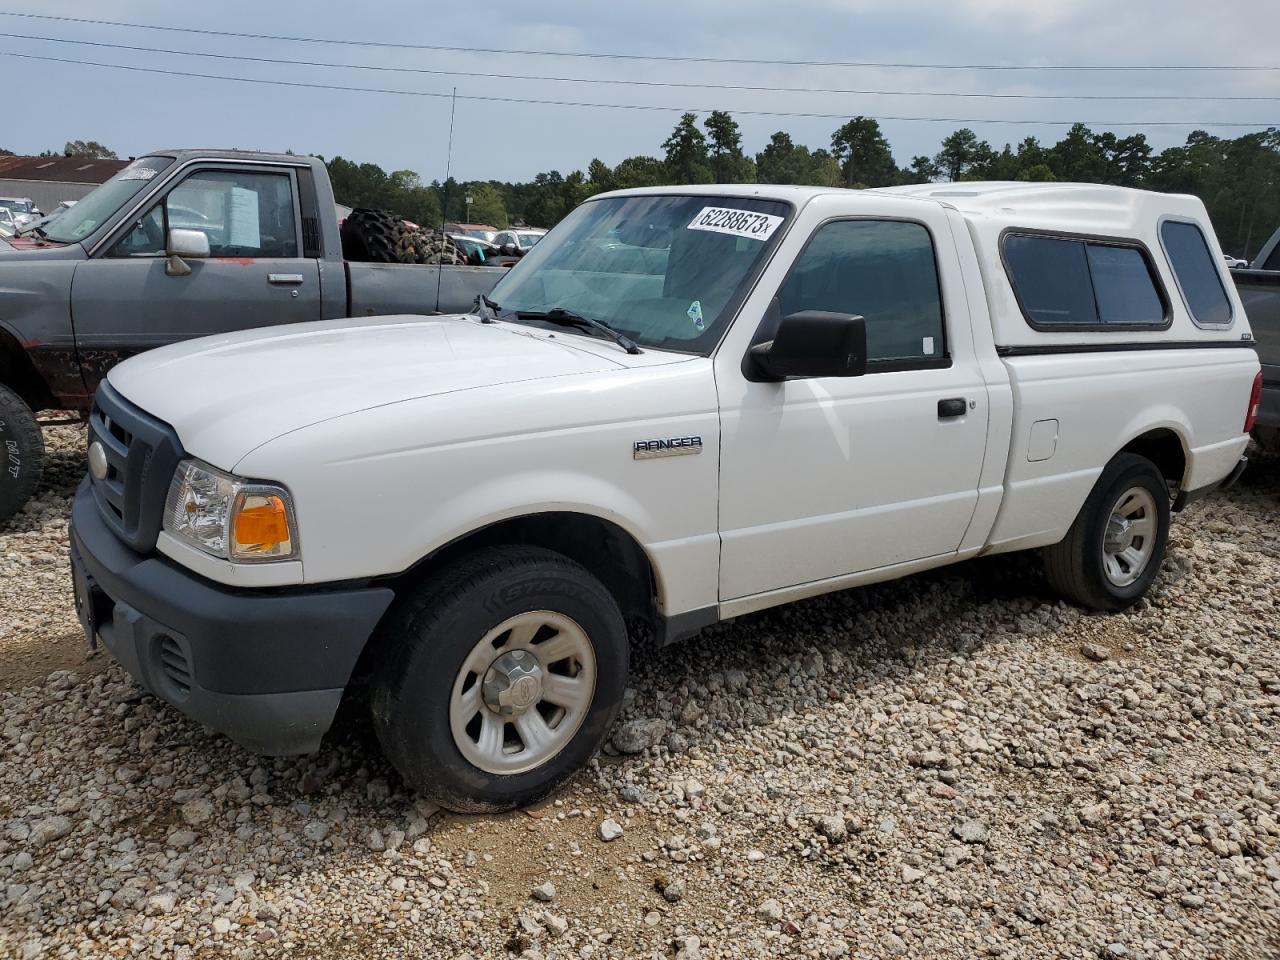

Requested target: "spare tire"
[{"left": 340, "top": 208, "right": 403, "bottom": 264}]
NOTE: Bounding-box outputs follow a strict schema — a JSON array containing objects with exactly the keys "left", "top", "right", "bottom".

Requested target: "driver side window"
[
  {"left": 106, "top": 168, "right": 300, "bottom": 260},
  {"left": 777, "top": 219, "right": 948, "bottom": 368}
]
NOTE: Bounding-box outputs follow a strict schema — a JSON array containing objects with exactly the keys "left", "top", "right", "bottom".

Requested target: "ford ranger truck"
[
  {"left": 0, "top": 150, "right": 503, "bottom": 522},
  {"left": 68, "top": 183, "right": 1259, "bottom": 811}
]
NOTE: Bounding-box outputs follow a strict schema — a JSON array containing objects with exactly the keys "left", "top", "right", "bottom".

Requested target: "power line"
[
  {"left": 3, "top": 31, "right": 1277, "bottom": 102},
  {"left": 4, "top": 50, "right": 1273, "bottom": 128},
  {"left": 1, "top": 10, "right": 1276, "bottom": 72}
]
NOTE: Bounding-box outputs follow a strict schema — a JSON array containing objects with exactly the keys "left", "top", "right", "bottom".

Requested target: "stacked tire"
[
  {"left": 397, "top": 227, "right": 465, "bottom": 266},
  {"left": 339, "top": 209, "right": 403, "bottom": 264},
  {"left": 340, "top": 208, "right": 465, "bottom": 266}
]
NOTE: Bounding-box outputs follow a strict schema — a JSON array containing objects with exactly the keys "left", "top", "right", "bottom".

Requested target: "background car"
[
  {"left": 0, "top": 197, "right": 41, "bottom": 227},
  {"left": 493, "top": 228, "right": 546, "bottom": 252}
]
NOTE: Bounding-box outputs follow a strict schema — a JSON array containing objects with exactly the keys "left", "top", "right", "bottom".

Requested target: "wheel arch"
[
  {"left": 0, "top": 326, "right": 56, "bottom": 411},
  {"left": 1113, "top": 423, "right": 1190, "bottom": 494},
  {"left": 350, "top": 509, "right": 667, "bottom": 685}
]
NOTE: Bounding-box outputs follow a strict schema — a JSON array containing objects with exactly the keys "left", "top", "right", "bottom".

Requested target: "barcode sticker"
[{"left": 687, "top": 206, "right": 783, "bottom": 242}]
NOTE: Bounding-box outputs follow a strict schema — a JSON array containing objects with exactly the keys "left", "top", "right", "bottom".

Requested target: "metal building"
[{"left": 0, "top": 155, "right": 128, "bottom": 213}]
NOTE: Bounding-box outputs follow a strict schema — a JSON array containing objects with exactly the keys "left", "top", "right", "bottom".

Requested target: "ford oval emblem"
[{"left": 87, "top": 441, "right": 109, "bottom": 481}]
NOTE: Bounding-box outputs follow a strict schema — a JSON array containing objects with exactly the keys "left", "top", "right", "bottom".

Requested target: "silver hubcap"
[
  {"left": 449, "top": 611, "right": 596, "bottom": 775},
  {"left": 1101, "top": 485, "right": 1158, "bottom": 587}
]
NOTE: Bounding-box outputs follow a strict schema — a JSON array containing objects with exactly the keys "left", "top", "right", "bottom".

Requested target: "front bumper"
[{"left": 69, "top": 480, "right": 395, "bottom": 755}]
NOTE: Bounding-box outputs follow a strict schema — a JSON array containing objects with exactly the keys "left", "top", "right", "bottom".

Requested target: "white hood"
[{"left": 108, "top": 314, "right": 630, "bottom": 469}]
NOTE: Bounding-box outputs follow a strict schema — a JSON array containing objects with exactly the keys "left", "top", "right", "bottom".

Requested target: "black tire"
[
  {"left": 370, "top": 546, "right": 629, "bottom": 812},
  {"left": 0, "top": 384, "right": 43, "bottom": 525},
  {"left": 340, "top": 208, "right": 403, "bottom": 264},
  {"left": 1042, "top": 453, "right": 1171, "bottom": 612}
]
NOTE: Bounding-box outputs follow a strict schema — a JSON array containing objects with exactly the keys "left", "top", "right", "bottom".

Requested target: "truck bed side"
[{"left": 344, "top": 262, "right": 506, "bottom": 317}]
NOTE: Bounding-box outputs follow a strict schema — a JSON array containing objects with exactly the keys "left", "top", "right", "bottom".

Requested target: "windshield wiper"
[
  {"left": 513, "top": 307, "right": 642, "bottom": 355},
  {"left": 474, "top": 293, "right": 501, "bottom": 323}
]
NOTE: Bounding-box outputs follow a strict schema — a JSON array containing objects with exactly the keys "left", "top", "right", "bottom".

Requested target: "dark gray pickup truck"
[
  {"left": 0, "top": 149, "right": 503, "bottom": 521},
  {"left": 1232, "top": 226, "right": 1280, "bottom": 449}
]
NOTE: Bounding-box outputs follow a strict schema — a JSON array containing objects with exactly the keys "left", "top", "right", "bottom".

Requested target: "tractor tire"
[
  {"left": 340, "top": 208, "right": 404, "bottom": 264},
  {"left": 397, "top": 227, "right": 465, "bottom": 266}
]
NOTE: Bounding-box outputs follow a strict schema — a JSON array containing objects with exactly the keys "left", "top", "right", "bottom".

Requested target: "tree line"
[
  {"left": 325, "top": 114, "right": 1280, "bottom": 260},
  {"left": 9, "top": 120, "right": 1274, "bottom": 259}
]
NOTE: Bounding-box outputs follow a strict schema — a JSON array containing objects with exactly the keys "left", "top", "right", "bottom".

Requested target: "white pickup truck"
[{"left": 69, "top": 182, "right": 1260, "bottom": 811}]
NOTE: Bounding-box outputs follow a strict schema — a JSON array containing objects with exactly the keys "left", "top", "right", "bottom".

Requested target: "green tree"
[
  {"left": 1047, "top": 123, "right": 1110, "bottom": 181},
  {"left": 1019, "top": 163, "right": 1057, "bottom": 182},
  {"left": 905, "top": 155, "right": 941, "bottom": 183},
  {"left": 611, "top": 155, "right": 668, "bottom": 190},
  {"left": 466, "top": 182, "right": 509, "bottom": 228},
  {"left": 662, "top": 113, "right": 713, "bottom": 184},
  {"left": 935, "top": 128, "right": 996, "bottom": 181},
  {"left": 586, "top": 158, "right": 614, "bottom": 193},
  {"left": 805, "top": 149, "right": 843, "bottom": 186},
  {"left": 63, "top": 140, "right": 117, "bottom": 159},
  {"left": 704, "top": 110, "right": 754, "bottom": 183},
  {"left": 830, "top": 117, "right": 897, "bottom": 188},
  {"left": 756, "top": 132, "right": 813, "bottom": 184},
  {"left": 0, "top": 147, "right": 12, "bottom": 156}
]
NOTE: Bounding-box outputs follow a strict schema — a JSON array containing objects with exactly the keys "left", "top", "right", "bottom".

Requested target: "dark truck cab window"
[
  {"left": 1003, "top": 233, "right": 1168, "bottom": 331},
  {"left": 776, "top": 219, "right": 948, "bottom": 370},
  {"left": 1159, "top": 220, "right": 1233, "bottom": 326}
]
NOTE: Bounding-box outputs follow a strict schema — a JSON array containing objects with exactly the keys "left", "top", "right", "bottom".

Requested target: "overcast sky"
[{"left": 3, "top": 0, "right": 1277, "bottom": 183}]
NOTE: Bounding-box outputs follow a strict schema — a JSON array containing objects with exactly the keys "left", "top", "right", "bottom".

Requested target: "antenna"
[{"left": 436, "top": 85, "right": 456, "bottom": 312}]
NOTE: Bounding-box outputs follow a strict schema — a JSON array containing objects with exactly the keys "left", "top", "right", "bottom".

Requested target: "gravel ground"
[{"left": 1, "top": 429, "right": 1277, "bottom": 960}]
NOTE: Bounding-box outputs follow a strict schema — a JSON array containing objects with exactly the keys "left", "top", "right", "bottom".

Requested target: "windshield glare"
[
  {"left": 44, "top": 156, "right": 175, "bottom": 244},
  {"left": 488, "top": 195, "right": 791, "bottom": 353}
]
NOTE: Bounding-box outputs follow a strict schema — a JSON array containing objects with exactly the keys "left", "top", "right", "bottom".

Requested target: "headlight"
[{"left": 163, "top": 459, "right": 299, "bottom": 562}]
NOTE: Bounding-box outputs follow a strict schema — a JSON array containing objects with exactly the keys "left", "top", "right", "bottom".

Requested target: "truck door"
[
  {"left": 715, "top": 199, "right": 988, "bottom": 602},
  {"left": 69, "top": 164, "right": 321, "bottom": 394}
]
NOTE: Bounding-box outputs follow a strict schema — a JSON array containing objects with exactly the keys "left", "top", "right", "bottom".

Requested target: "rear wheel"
[
  {"left": 1043, "top": 453, "right": 1171, "bottom": 611},
  {"left": 371, "top": 546, "right": 629, "bottom": 812},
  {"left": 0, "top": 384, "right": 43, "bottom": 524}
]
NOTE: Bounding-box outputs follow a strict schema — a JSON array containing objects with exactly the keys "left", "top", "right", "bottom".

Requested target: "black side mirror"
[{"left": 749, "top": 311, "right": 867, "bottom": 381}]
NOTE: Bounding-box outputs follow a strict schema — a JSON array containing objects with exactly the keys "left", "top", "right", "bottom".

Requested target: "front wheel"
[
  {"left": 0, "top": 384, "right": 44, "bottom": 525},
  {"left": 371, "top": 546, "right": 629, "bottom": 812},
  {"left": 1043, "top": 453, "right": 1171, "bottom": 612}
]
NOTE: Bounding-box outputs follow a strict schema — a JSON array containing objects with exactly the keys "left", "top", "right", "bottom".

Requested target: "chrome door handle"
[{"left": 268, "top": 273, "right": 304, "bottom": 285}]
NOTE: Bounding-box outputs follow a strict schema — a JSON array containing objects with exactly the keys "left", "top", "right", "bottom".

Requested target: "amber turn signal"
[{"left": 232, "top": 493, "right": 294, "bottom": 559}]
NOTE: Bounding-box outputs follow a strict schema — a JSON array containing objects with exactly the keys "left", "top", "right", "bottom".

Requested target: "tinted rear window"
[
  {"left": 1003, "top": 233, "right": 1166, "bottom": 329},
  {"left": 1160, "top": 220, "right": 1233, "bottom": 325},
  {"left": 1003, "top": 235, "right": 1097, "bottom": 326},
  {"left": 1086, "top": 244, "right": 1164, "bottom": 324}
]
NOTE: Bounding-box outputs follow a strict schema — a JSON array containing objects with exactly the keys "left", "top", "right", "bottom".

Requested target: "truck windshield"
[
  {"left": 43, "top": 156, "right": 176, "bottom": 244},
  {"left": 488, "top": 194, "right": 791, "bottom": 353}
]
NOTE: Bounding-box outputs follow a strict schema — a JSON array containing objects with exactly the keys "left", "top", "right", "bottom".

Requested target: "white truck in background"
[{"left": 69, "top": 181, "right": 1259, "bottom": 811}]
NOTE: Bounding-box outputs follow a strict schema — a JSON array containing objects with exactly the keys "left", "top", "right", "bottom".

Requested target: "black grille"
[
  {"left": 87, "top": 380, "right": 185, "bottom": 554},
  {"left": 157, "top": 635, "right": 192, "bottom": 696}
]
